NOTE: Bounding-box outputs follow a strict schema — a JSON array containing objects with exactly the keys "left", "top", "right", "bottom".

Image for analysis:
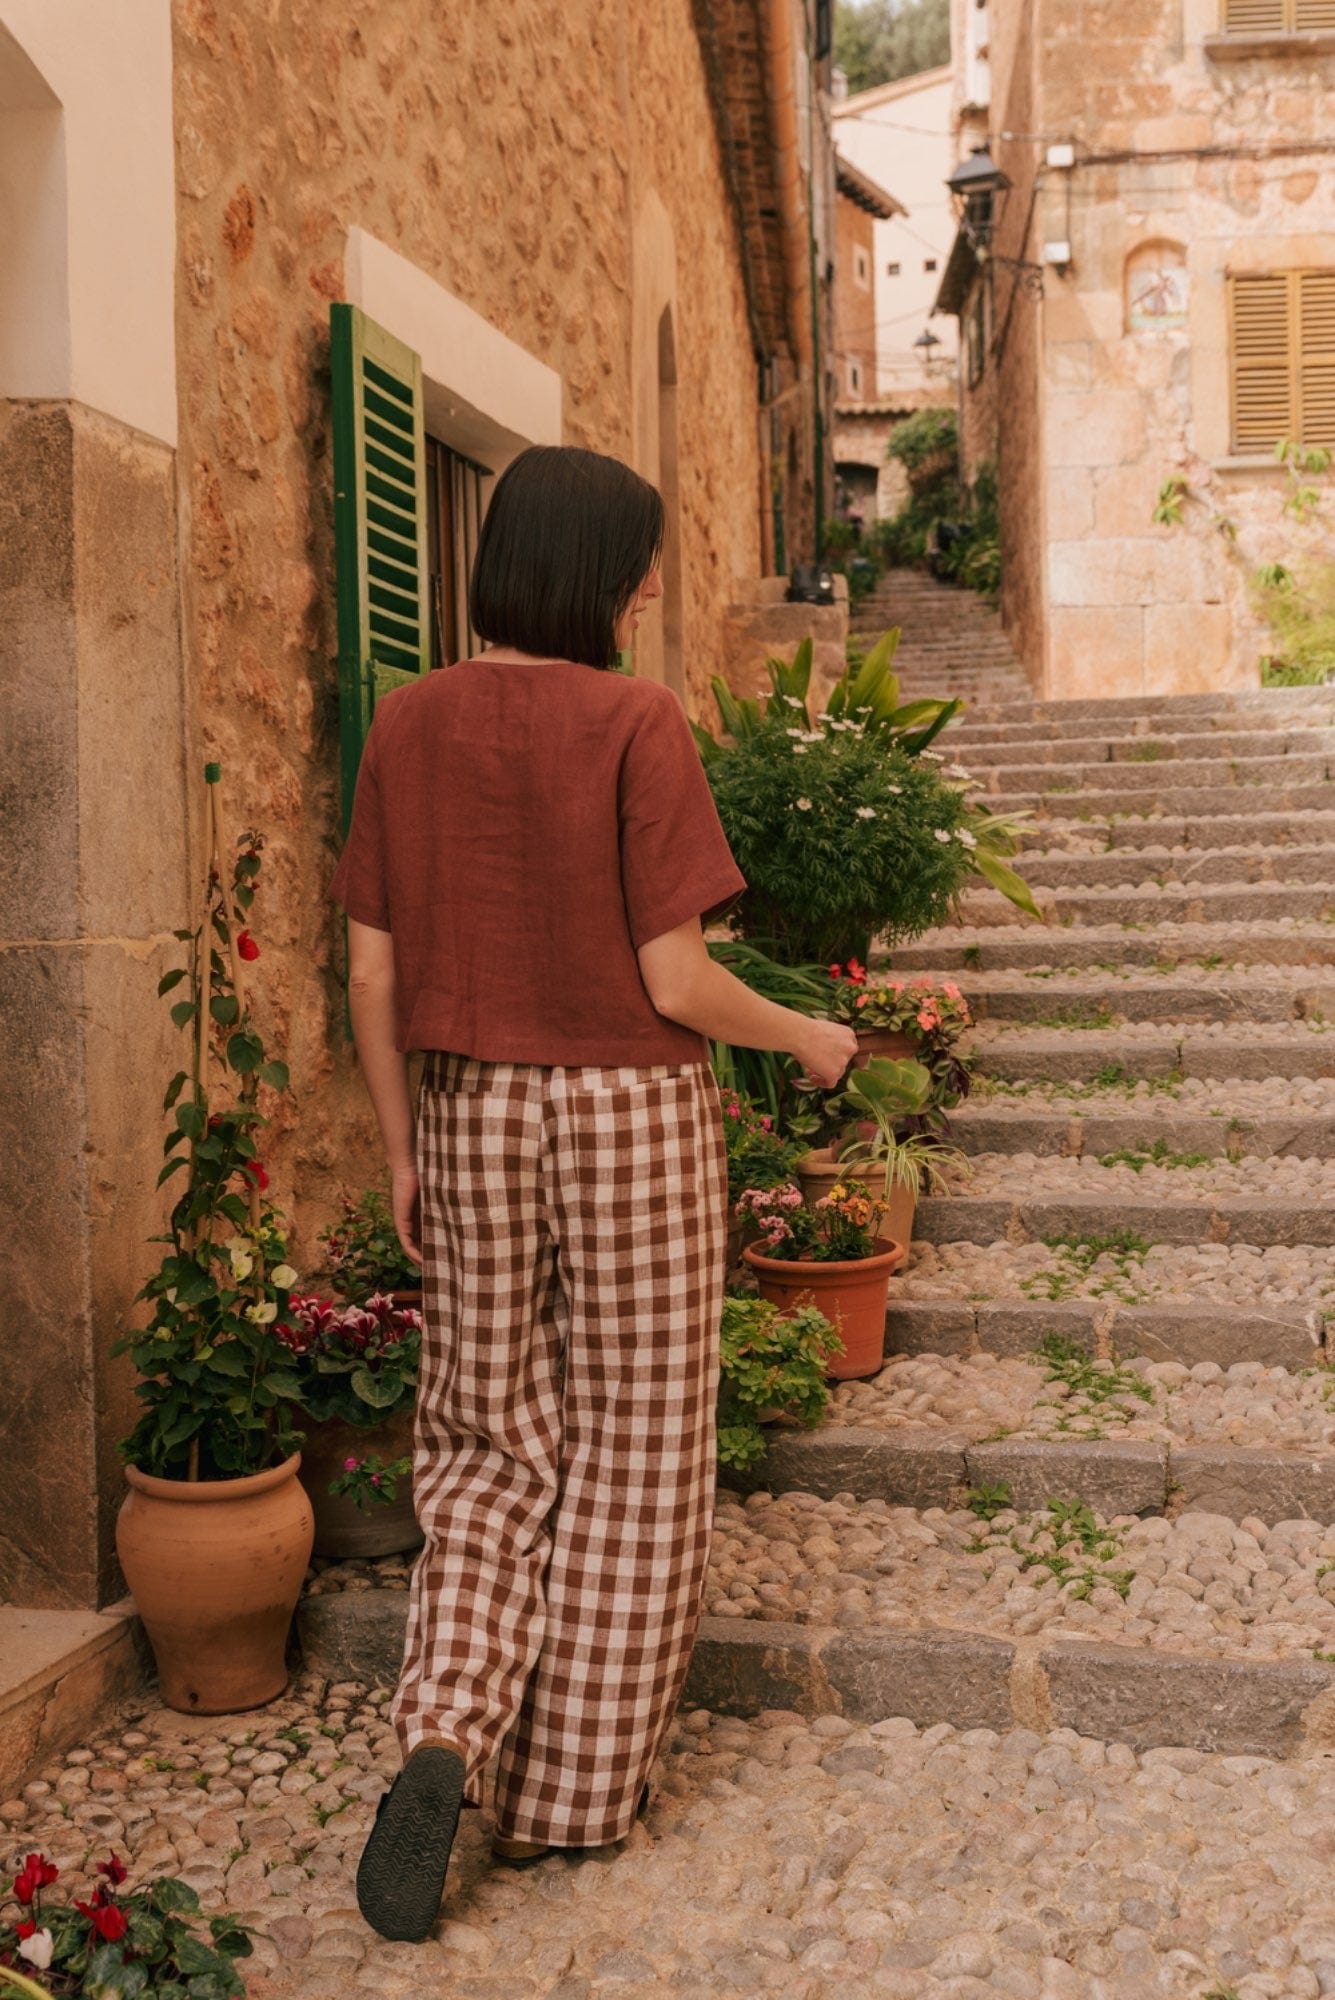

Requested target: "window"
[
  {"left": 887, "top": 261, "right": 901, "bottom": 277},
  {"left": 1229, "top": 270, "right": 1335, "bottom": 452},
  {"left": 848, "top": 358, "right": 863, "bottom": 397},
  {"left": 426, "top": 437, "right": 491, "bottom": 666},
  {"left": 854, "top": 246, "right": 870, "bottom": 289},
  {"left": 924, "top": 258, "right": 938, "bottom": 273},
  {"left": 1222, "top": 0, "right": 1335, "bottom": 27}
]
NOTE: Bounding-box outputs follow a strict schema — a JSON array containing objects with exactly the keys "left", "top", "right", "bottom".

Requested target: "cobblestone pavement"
[
  {"left": 899, "top": 1238, "right": 1335, "bottom": 1312},
  {"left": 10, "top": 1675, "right": 1335, "bottom": 2000}
]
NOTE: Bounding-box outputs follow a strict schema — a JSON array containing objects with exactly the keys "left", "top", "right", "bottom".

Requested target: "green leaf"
[
  {"left": 176, "top": 1101, "right": 206, "bottom": 1140},
  {"left": 972, "top": 847, "right": 1043, "bottom": 921},
  {"left": 158, "top": 967, "right": 188, "bottom": 996},
  {"left": 350, "top": 1365, "right": 402, "bottom": 1409},
  {"left": 173, "top": 1934, "right": 224, "bottom": 1976},
  {"left": 209, "top": 994, "right": 240, "bottom": 1026},
  {"left": 258, "top": 1060, "right": 289, "bottom": 1090},
  {"left": 172, "top": 1258, "right": 216, "bottom": 1306},
  {"left": 170, "top": 998, "right": 198, "bottom": 1030},
  {"left": 691, "top": 718, "right": 723, "bottom": 763},
  {"left": 260, "top": 1369, "right": 305, "bottom": 1400},
  {"left": 226, "top": 1030, "right": 264, "bottom": 1075},
  {"left": 205, "top": 1343, "right": 250, "bottom": 1376},
  {"left": 163, "top": 1069, "right": 189, "bottom": 1112},
  {"left": 157, "top": 1156, "right": 189, "bottom": 1188}
]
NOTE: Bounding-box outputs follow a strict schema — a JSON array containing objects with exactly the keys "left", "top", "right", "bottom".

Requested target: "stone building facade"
[
  {"left": 2, "top": 0, "right": 837, "bottom": 1609},
  {"left": 938, "top": 0, "right": 1335, "bottom": 700}
]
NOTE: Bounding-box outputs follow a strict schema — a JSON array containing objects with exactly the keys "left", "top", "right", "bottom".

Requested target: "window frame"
[{"left": 1228, "top": 267, "right": 1335, "bottom": 456}]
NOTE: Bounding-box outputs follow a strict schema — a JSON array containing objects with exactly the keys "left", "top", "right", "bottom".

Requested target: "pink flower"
[
  {"left": 855, "top": 994, "right": 869, "bottom": 1009},
  {"left": 943, "top": 982, "right": 961, "bottom": 1000},
  {"left": 917, "top": 1009, "right": 940, "bottom": 1031},
  {"left": 760, "top": 1117, "right": 772, "bottom": 1132},
  {"left": 726, "top": 1103, "right": 741, "bottom": 1119},
  {"left": 343, "top": 1456, "right": 360, "bottom": 1472}
]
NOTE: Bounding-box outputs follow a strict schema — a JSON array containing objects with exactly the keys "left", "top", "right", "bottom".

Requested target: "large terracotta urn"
[
  {"left": 298, "top": 1407, "right": 423, "bottom": 1560},
  {"left": 116, "top": 1454, "right": 313, "bottom": 1714}
]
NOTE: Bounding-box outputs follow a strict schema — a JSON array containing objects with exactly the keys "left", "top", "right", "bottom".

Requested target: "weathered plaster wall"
[
  {"left": 170, "top": 0, "right": 763, "bottom": 1267},
  {"left": 996, "top": 0, "right": 1335, "bottom": 698},
  {"left": 0, "top": 403, "right": 186, "bottom": 1608},
  {"left": 834, "top": 192, "right": 878, "bottom": 398}
]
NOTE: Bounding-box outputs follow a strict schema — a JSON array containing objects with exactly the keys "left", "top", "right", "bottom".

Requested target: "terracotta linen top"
[{"left": 328, "top": 657, "right": 746, "bottom": 1064}]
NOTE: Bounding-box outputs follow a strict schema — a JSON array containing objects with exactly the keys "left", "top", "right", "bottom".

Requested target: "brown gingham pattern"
[{"left": 388, "top": 1052, "right": 728, "bottom": 1848}]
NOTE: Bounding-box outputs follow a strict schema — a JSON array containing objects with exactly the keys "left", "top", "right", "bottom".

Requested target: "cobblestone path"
[{"left": 11, "top": 576, "right": 1335, "bottom": 1996}]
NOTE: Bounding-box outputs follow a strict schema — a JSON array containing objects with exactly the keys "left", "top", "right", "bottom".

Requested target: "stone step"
[
  {"left": 0, "top": 1601, "right": 149, "bottom": 1795},
  {"left": 957, "top": 728, "right": 1335, "bottom": 769},
  {"left": 954, "top": 709, "right": 1335, "bottom": 745},
  {"left": 883, "top": 1292, "right": 1321, "bottom": 1372},
  {"left": 958, "top": 967, "right": 1335, "bottom": 1023},
  {"left": 969, "top": 1022, "right": 1335, "bottom": 1082},
  {"left": 982, "top": 752, "right": 1332, "bottom": 795},
  {"left": 953, "top": 1099, "right": 1335, "bottom": 1160},
  {"left": 987, "top": 780, "right": 1335, "bottom": 821},
  {"left": 915, "top": 1185, "right": 1335, "bottom": 1249},
  {"left": 1017, "top": 811, "right": 1335, "bottom": 855},
  {"left": 959, "top": 880, "right": 1335, "bottom": 928},
  {"left": 963, "top": 686, "right": 1335, "bottom": 726},
  {"left": 889, "top": 918, "right": 1335, "bottom": 972},
  {"left": 1008, "top": 846, "right": 1335, "bottom": 890}
]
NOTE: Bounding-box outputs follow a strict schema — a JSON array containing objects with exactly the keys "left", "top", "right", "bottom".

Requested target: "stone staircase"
[{"left": 300, "top": 573, "right": 1335, "bottom": 1764}]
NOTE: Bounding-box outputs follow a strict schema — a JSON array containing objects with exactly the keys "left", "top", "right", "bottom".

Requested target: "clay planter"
[
  {"left": 116, "top": 1453, "right": 313, "bottom": 1715},
  {"left": 742, "top": 1237, "right": 906, "bottom": 1381},
  {"left": 797, "top": 1146, "right": 917, "bottom": 1260},
  {"left": 852, "top": 1026, "right": 919, "bottom": 1069},
  {"left": 298, "top": 1406, "right": 423, "bottom": 1560},
  {"left": 389, "top": 1287, "right": 423, "bottom": 1310}
]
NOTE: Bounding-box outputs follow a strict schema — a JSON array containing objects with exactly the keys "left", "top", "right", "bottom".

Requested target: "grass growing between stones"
[
  {"left": 963, "top": 1495, "right": 1137, "bottom": 1602},
  {"left": 1022, "top": 1229, "right": 1153, "bottom": 1304},
  {"left": 1025, "top": 1001, "right": 1122, "bottom": 1030},
  {"left": 1030, "top": 1331, "right": 1155, "bottom": 1438},
  {"left": 1098, "top": 1138, "right": 1213, "bottom": 1173}
]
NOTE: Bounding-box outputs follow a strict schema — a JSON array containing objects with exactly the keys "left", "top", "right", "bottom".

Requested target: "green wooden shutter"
[{"left": 330, "top": 303, "right": 430, "bottom": 831}]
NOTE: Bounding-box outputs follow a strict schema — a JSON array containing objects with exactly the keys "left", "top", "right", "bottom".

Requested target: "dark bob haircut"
[{"left": 469, "top": 445, "right": 664, "bottom": 670}]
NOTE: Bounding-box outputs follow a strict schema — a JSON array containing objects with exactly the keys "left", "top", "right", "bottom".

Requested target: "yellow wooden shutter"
[
  {"left": 1231, "top": 275, "right": 1294, "bottom": 453},
  {"left": 1295, "top": 0, "right": 1335, "bottom": 26},
  {"left": 1222, "top": 0, "right": 1287, "bottom": 27},
  {"left": 1298, "top": 271, "right": 1335, "bottom": 447}
]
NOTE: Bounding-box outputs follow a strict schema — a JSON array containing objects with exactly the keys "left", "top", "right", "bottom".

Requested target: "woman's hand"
[
  {"left": 390, "top": 1162, "right": 424, "bottom": 1267},
  {"left": 793, "top": 1017, "right": 859, "bottom": 1091}
]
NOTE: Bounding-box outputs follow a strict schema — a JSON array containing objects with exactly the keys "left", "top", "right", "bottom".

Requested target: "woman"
[{"left": 329, "top": 445, "right": 856, "bottom": 1942}]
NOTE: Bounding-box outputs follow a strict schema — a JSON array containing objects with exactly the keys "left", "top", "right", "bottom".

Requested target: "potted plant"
[
  {"left": 0, "top": 1848, "right": 253, "bottom": 1998},
  {"left": 796, "top": 1055, "right": 934, "bottom": 1251},
  {"left": 320, "top": 1186, "right": 422, "bottom": 1306},
  {"left": 829, "top": 968, "right": 976, "bottom": 1107},
  {"left": 112, "top": 767, "right": 313, "bottom": 1715},
  {"left": 281, "top": 1294, "right": 424, "bottom": 1558},
  {"left": 693, "top": 634, "right": 1039, "bottom": 967},
  {"left": 720, "top": 1088, "right": 808, "bottom": 1268},
  {"left": 717, "top": 1293, "right": 843, "bottom": 1471},
  {"left": 738, "top": 1178, "right": 906, "bottom": 1381}
]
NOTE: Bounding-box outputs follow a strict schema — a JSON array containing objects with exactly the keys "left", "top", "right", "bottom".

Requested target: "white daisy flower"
[
  {"left": 886, "top": 784, "right": 902, "bottom": 794},
  {"left": 955, "top": 828, "right": 978, "bottom": 849},
  {"left": 920, "top": 749, "right": 945, "bottom": 762},
  {"left": 946, "top": 765, "right": 972, "bottom": 780},
  {"left": 796, "top": 797, "right": 813, "bottom": 811},
  {"left": 933, "top": 828, "right": 952, "bottom": 843},
  {"left": 786, "top": 728, "right": 805, "bottom": 738},
  {"left": 856, "top": 807, "right": 877, "bottom": 820},
  {"left": 793, "top": 743, "right": 808, "bottom": 755}
]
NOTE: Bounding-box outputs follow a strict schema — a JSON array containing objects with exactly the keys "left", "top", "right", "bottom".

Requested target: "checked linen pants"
[{"left": 388, "top": 1053, "right": 728, "bottom": 1848}]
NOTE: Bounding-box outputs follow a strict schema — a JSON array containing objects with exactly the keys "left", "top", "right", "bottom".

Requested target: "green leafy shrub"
[
  {"left": 278, "top": 1294, "right": 422, "bottom": 1427},
  {"left": 319, "top": 1186, "right": 420, "bottom": 1300},
  {"left": 706, "top": 941, "right": 834, "bottom": 1126},
  {"left": 885, "top": 405, "right": 959, "bottom": 473},
  {"left": 717, "top": 1293, "right": 842, "bottom": 1469},
  {"left": 719, "top": 1088, "right": 808, "bottom": 1205},
  {"left": 1255, "top": 558, "right": 1335, "bottom": 685}
]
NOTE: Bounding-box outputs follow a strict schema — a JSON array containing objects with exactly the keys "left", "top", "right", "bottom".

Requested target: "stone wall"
[
  {"left": 956, "top": 0, "right": 1335, "bottom": 700},
  {"left": 835, "top": 191, "right": 878, "bottom": 400},
  {"left": 170, "top": 0, "right": 766, "bottom": 1271},
  {"left": 0, "top": 403, "right": 188, "bottom": 1607}
]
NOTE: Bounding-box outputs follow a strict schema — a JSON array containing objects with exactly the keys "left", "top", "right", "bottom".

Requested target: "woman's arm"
[
  {"left": 347, "top": 919, "right": 422, "bottom": 1265},
  {"left": 638, "top": 919, "right": 857, "bottom": 1089}
]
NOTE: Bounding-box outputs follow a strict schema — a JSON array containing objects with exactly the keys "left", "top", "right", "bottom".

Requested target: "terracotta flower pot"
[
  {"left": 853, "top": 1026, "right": 919, "bottom": 1068},
  {"left": 798, "top": 1147, "right": 917, "bottom": 1259},
  {"left": 742, "top": 1238, "right": 906, "bottom": 1381},
  {"left": 298, "top": 1406, "right": 423, "bottom": 1560},
  {"left": 116, "top": 1453, "right": 313, "bottom": 1715},
  {"left": 389, "top": 1287, "right": 423, "bottom": 1310}
]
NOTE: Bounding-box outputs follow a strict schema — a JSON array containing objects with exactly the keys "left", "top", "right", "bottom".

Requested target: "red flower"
[
  {"left": 76, "top": 1900, "right": 129, "bottom": 1942},
  {"left": 243, "top": 1161, "right": 270, "bottom": 1190},
  {"left": 95, "top": 1855, "right": 127, "bottom": 1887},
  {"left": 846, "top": 957, "right": 867, "bottom": 985},
  {"left": 14, "top": 1920, "right": 36, "bottom": 1941},
  {"left": 237, "top": 930, "right": 260, "bottom": 962},
  {"left": 828, "top": 963, "right": 843, "bottom": 980},
  {"left": 13, "top": 1855, "right": 58, "bottom": 1904}
]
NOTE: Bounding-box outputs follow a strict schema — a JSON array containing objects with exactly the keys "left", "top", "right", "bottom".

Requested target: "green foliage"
[
  {"left": 965, "top": 1480, "right": 1013, "bottom": 1522},
  {"left": 1255, "top": 555, "right": 1335, "bottom": 686},
  {"left": 1034, "top": 1332, "right": 1152, "bottom": 1410},
  {"left": 706, "top": 941, "right": 833, "bottom": 1130},
  {"left": 112, "top": 796, "right": 304, "bottom": 1482},
  {"left": 718, "top": 1088, "right": 809, "bottom": 1205},
  {"left": 716, "top": 1293, "right": 842, "bottom": 1469},
  {"left": 319, "top": 1187, "right": 419, "bottom": 1300},
  {"left": 834, "top": 0, "right": 949, "bottom": 92},
  {"left": 0, "top": 1860, "right": 253, "bottom": 2000},
  {"left": 280, "top": 1295, "right": 422, "bottom": 1427},
  {"left": 328, "top": 1451, "right": 413, "bottom": 1511},
  {"left": 885, "top": 405, "right": 959, "bottom": 472}
]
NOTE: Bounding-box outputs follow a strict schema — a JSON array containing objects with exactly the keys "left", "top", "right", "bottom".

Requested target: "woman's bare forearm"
[{"left": 347, "top": 923, "right": 415, "bottom": 1171}]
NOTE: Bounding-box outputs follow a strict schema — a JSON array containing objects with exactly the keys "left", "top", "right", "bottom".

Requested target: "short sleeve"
[
  {"left": 619, "top": 687, "right": 746, "bottom": 948},
  {"left": 328, "top": 714, "right": 392, "bottom": 931}
]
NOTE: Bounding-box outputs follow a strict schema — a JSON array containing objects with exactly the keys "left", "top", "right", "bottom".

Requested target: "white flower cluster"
[
  {"left": 919, "top": 748, "right": 946, "bottom": 763},
  {"left": 956, "top": 827, "right": 978, "bottom": 849},
  {"left": 856, "top": 806, "right": 877, "bottom": 820},
  {"left": 795, "top": 797, "right": 813, "bottom": 811},
  {"left": 933, "top": 828, "right": 952, "bottom": 844}
]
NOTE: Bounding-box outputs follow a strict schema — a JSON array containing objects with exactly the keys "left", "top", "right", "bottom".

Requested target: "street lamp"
[{"left": 946, "top": 146, "right": 1044, "bottom": 296}]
